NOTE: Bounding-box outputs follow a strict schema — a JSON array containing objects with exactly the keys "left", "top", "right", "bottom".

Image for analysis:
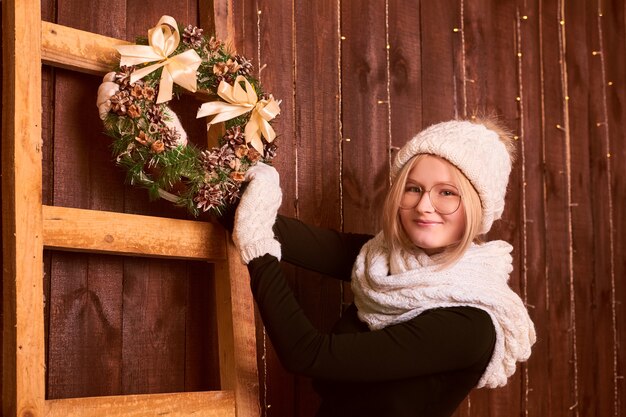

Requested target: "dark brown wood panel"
[
  {"left": 603, "top": 0, "right": 626, "bottom": 414},
  {"left": 255, "top": 0, "right": 301, "bottom": 414},
  {"left": 47, "top": 252, "right": 124, "bottom": 398},
  {"left": 184, "top": 264, "right": 221, "bottom": 391},
  {"left": 121, "top": 258, "right": 187, "bottom": 394},
  {"left": 516, "top": 1, "right": 550, "bottom": 416},
  {"left": 341, "top": 1, "right": 389, "bottom": 236},
  {"left": 565, "top": 2, "right": 602, "bottom": 417},
  {"left": 541, "top": 1, "right": 578, "bottom": 415},
  {"left": 291, "top": 2, "right": 343, "bottom": 415},
  {"left": 419, "top": 0, "right": 459, "bottom": 125},
  {"left": 388, "top": 1, "right": 422, "bottom": 148},
  {"left": 461, "top": 1, "right": 521, "bottom": 414}
]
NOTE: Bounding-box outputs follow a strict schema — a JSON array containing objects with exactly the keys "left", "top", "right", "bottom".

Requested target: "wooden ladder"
[{"left": 2, "top": 1, "right": 260, "bottom": 416}]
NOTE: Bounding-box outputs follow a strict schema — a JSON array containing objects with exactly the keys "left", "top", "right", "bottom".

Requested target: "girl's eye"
[
  {"left": 438, "top": 188, "right": 460, "bottom": 197},
  {"left": 405, "top": 186, "right": 423, "bottom": 193}
]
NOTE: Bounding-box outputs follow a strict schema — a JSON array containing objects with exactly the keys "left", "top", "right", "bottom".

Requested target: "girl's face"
[{"left": 398, "top": 156, "right": 466, "bottom": 255}]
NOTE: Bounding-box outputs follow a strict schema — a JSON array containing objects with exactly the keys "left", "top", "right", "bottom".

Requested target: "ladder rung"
[
  {"left": 45, "top": 390, "right": 236, "bottom": 417},
  {"left": 42, "top": 205, "right": 227, "bottom": 261},
  {"left": 41, "top": 21, "right": 129, "bottom": 75}
]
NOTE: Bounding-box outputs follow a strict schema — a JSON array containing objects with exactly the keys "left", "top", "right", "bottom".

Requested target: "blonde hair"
[{"left": 382, "top": 116, "right": 515, "bottom": 269}]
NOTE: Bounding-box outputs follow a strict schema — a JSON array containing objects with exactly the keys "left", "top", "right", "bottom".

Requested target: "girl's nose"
[{"left": 415, "top": 191, "right": 435, "bottom": 213}]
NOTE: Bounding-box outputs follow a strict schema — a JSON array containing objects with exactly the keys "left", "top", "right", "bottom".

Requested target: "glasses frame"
[{"left": 399, "top": 183, "right": 463, "bottom": 215}]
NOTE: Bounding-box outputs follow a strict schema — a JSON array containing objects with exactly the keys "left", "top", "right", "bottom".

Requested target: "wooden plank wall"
[{"left": 1, "top": 0, "right": 625, "bottom": 416}]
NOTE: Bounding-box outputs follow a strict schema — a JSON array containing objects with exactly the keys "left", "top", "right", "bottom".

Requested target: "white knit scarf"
[{"left": 351, "top": 233, "right": 536, "bottom": 388}]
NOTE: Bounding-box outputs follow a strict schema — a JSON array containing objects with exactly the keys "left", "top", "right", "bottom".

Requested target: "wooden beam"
[
  {"left": 2, "top": 1, "right": 46, "bottom": 416},
  {"left": 214, "top": 240, "right": 260, "bottom": 417},
  {"left": 45, "top": 391, "right": 235, "bottom": 417},
  {"left": 41, "top": 21, "right": 129, "bottom": 75},
  {"left": 42, "top": 205, "right": 227, "bottom": 261}
]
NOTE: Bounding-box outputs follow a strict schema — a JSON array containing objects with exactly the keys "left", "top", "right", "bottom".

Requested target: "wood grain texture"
[
  {"left": 388, "top": 1, "right": 422, "bottom": 149},
  {"left": 420, "top": 0, "right": 460, "bottom": 125},
  {"left": 1, "top": 0, "right": 46, "bottom": 416},
  {"left": 564, "top": 2, "right": 604, "bottom": 417},
  {"left": 292, "top": 2, "right": 343, "bottom": 415},
  {"left": 601, "top": 0, "right": 626, "bottom": 414},
  {"left": 341, "top": 1, "right": 389, "bottom": 236},
  {"left": 45, "top": 391, "right": 235, "bottom": 417},
  {"left": 41, "top": 21, "right": 129, "bottom": 75},
  {"left": 42, "top": 205, "right": 227, "bottom": 261},
  {"left": 515, "top": 1, "right": 550, "bottom": 416},
  {"left": 541, "top": 1, "right": 578, "bottom": 415},
  {"left": 46, "top": 251, "right": 124, "bottom": 399},
  {"left": 214, "top": 240, "right": 261, "bottom": 417},
  {"left": 461, "top": 1, "right": 522, "bottom": 415},
  {"left": 587, "top": 1, "right": 625, "bottom": 416}
]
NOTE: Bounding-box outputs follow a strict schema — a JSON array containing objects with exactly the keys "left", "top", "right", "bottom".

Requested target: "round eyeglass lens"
[{"left": 399, "top": 183, "right": 461, "bottom": 214}]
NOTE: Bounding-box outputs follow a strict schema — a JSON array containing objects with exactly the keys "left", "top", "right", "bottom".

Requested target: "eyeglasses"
[{"left": 399, "top": 183, "right": 462, "bottom": 214}]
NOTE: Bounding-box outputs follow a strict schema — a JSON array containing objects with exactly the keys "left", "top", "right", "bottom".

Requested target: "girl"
[{"left": 233, "top": 118, "right": 536, "bottom": 417}]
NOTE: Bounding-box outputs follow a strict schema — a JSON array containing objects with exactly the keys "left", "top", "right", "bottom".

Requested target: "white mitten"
[
  {"left": 233, "top": 162, "right": 282, "bottom": 264},
  {"left": 96, "top": 72, "right": 188, "bottom": 147}
]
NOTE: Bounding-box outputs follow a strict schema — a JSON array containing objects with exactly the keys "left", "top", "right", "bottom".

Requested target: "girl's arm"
[
  {"left": 273, "top": 216, "right": 373, "bottom": 281},
  {"left": 248, "top": 254, "right": 496, "bottom": 382}
]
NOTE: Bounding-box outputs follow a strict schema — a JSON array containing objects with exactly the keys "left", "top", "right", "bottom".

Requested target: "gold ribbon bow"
[
  {"left": 197, "top": 75, "right": 281, "bottom": 153},
  {"left": 116, "top": 15, "right": 202, "bottom": 104}
]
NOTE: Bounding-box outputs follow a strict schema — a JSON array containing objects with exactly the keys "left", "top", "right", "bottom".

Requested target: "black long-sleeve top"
[{"left": 246, "top": 216, "right": 496, "bottom": 417}]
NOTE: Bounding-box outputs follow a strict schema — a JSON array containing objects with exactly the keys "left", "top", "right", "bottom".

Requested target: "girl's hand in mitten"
[{"left": 233, "top": 162, "right": 282, "bottom": 264}]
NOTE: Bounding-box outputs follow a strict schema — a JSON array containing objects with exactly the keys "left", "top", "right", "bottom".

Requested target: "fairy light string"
[
  {"left": 459, "top": 0, "right": 468, "bottom": 118},
  {"left": 556, "top": 1, "right": 580, "bottom": 414},
  {"left": 337, "top": 0, "right": 345, "bottom": 235},
  {"left": 254, "top": 5, "right": 271, "bottom": 414},
  {"left": 595, "top": 1, "right": 620, "bottom": 415},
  {"left": 383, "top": 0, "right": 393, "bottom": 183},
  {"left": 515, "top": 8, "right": 532, "bottom": 416},
  {"left": 290, "top": 1, "right": 299, "bottom": 219}
]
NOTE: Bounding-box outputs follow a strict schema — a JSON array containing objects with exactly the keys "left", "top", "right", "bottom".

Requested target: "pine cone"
[
  {"left": 235, "top": 55, "right": 254, "bottom": 76},
  {"left": 182, "top": 25, "right": 204, "bottom": 48},
  {"left": 146, "top": 106, "right": 164, "bottom": 124},
  {"left": 207, "top": 36, "right": 224, "bottom": 53},
  {"left": 201, "top": 144, "right": 235, "bottom": 172},
  {"left": 224, "top": 126, "right": 245, "bottom": 146},
  {"left": 159, "top": 126, "right": 181, "bottom": 150},
  {"left": 110, "top": 90, "right": 132, "bottom": 115},
  {"left": 115, "top": 66, "right": 135, "bottom": 89},
  {"left": 264, "top": 142, "right": 278, "bottom": 161},
  {"left": 194, "top": 182, "right": 224, "bottom": 212},
  {"left": 222, "top": 180, "right": 241, "bottom": 204}
]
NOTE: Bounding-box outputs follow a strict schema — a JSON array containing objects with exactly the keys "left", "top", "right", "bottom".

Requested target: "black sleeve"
[
  {"left": 248, "top": 254, "right": 497, "bottom": 383},
  {"left": 273, "top": 216, "right": 373, "bottom": 281}
]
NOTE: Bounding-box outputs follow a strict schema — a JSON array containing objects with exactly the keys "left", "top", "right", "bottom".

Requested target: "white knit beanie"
[{"left": 391, "top": 120, "right": 512, "bottom": 234}]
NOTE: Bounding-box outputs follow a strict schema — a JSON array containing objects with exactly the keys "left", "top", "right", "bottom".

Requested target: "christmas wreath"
[{"left": 96, "top": 15, "right": 280, "bottom": 216}]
